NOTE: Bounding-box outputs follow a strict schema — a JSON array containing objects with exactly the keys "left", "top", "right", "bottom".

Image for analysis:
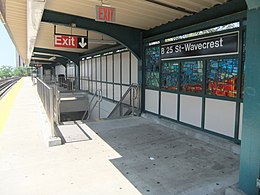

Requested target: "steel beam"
[
  {"left": 34, "top": 47, "right": 80, "bottom": 65},
  {"left": 32, "top": 54, "right": 68, "bottom": 67},
  {"left": 41, "top": 9, "right": 143, "bottom": 60}
]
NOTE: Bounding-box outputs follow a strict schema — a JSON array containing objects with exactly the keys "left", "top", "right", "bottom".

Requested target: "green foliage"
[
  {"left": 13, "top": 67, "right": 28, "bottom": 77},
  {"left": 0, "top": 65, "right": 14, "bottom": 78},
  {"left": 0, "top": 65, "right": 29, "bottom": 79}
]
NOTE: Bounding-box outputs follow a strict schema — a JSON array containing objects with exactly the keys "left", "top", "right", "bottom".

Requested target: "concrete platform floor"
[
  {"left": 0, "top": 77, "right": 241, "bottom": 195},
  {"left": 87, "top": 117, "right": 240, "bottom": 195}
]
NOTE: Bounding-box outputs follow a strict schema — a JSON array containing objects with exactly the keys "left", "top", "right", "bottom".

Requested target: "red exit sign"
[
  {"left": 96, "top": 5, "right": 116, "bottom": 22},
  {"left": 54, "top": 34, "right": 88, "bottom": 49}
]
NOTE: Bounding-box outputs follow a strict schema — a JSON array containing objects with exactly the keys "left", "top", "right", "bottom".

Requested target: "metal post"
[
  {"left": 98, "top": 89, "right": 102, "bottom": 120},
  {"left": 98, "top": 90, "right": 101, "bottom": 120},
  {"left": 49, "top": 87, "right": 55, "bottom": 137},
  {"left": 57, "top": 89, "right": 60, "bottom": 124},
  {"left": 132, "top": 87, "right": 135, "bottom": 116}
]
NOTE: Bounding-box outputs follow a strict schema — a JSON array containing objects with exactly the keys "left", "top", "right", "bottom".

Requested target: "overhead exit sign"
[
  {"left": 54, "top": 34, "right": 88, "bottom": 49},
  {"left": 96, "top": 5, "right": 116, "bottom": 22}
]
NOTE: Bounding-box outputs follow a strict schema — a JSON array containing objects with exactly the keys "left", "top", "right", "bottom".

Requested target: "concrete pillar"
[{"left": 239, "top": 3, "right": 260, "bottom": 195}]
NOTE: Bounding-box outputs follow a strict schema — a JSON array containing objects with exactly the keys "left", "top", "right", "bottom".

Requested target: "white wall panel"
[
  {"left": 84, "top": 60, "right": 88, "bottom": 78},
  {"left": 88, "top": 60, "right": 92, "bottom": 80},
  {"left": 55, "top": 65, "right": 65, "bottom": 76},
  {"left": 96, "top": 57, "right": 101, "bottom": 81},
  {"left": 108, "top": 84, "right": 113, "bottom": 99},
  {"left": 67, "top": 64, "right": 74, "bottom": 78},
  {"left": 122, "top": 52, "right": 130, "bottom": 84},
  {"left": 92, "top": 81, "right": 97, "bottom": 92},
  {"left": 145, "top": 89, "right": 159, "bottom": 114},
  {"left": 131, "top": 53, "right": 138, "bottom": 84},
  {"left": 180, "top": 95, "right": 202, "bottom": 127},
  {"left": 97, "top": 82, "right": 101, "bottom": 92},
  {"left": 83, "top": 80, "right": 88, "bottom": 90},
  {"left": 114, "top": 84, "right": 121, "bottom": 101},
  {"left": 239, "top": 103, "right": 243, "bottom": 140},
  {"left": 161, "top": 92, "right": 178, "bottom": 120},
  {"left": 80, "top": 62, "right": 83, "bottom": 77},
  {"left": 102, "top": 83, "right": 107, "bottom": 98},
  {"left": 114, "top": 53, "right": 120, "bottom": 83},
  {"left": 122, "top": 86, "right": 128, "bottom": 96},
  {"left": 107, "top": 55, "right": 113, "bottom": 82},
  {"left": 92, "top": 58, "right": 96, "bottom": 80},
  {"left": 80, "top": 62, "right": 83, "bottom": 89},
  {"left": 102, "top": 56, "right": 106, "bottom": 82},
  {"left": 205, "top": 98, "right": 236, "bottom": 137},
  {"left": 89, "top": 81, "right": 93, "bottom": 93}
]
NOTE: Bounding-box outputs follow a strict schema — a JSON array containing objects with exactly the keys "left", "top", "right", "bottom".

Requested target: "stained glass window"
[
  {"left": 181, "top": 61, "right": 203, "bottom": 93},
  {"left": 241, "top": 30, "right": 246, "bottom": 99},
  {"left": 161, "top": 62, "right": 179, "bottom": 90},
  {"left": 145, "top": 46, "right": 160, "bottom": 88},
  {"left": 207, "top": 58, "right": 238, "bottom": 98}
]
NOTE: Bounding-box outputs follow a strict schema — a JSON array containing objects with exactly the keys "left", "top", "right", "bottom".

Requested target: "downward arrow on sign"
[{"left": 79, "top": 38, "right": 87, "bottom": 48}]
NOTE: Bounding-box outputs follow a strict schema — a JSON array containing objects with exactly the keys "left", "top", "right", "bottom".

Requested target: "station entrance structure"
[{"left": 1, "top": 0, "right": 260, "bottom": 194}]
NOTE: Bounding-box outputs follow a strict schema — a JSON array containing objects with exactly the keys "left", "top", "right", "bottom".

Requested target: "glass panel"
[
  {"left": 165, "top": 22, "right": 240, "bottom": 43},
  {"left": 207, "top": 58, "right": 238, "bottom": 98},
  {"left": 181, "top": 61, "right": 203, "bottom": 94},
  {"left": 241, "top": 30, "right": 246, "bottom": 99},
  {"left": 145, "top": 46, "right": 160, "bottom": 88},
  {"left": 161, "top": 62, "right": 179, "bottom": 90}
]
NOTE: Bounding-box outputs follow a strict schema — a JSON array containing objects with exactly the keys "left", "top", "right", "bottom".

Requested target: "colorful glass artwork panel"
[
  {"left": 161, "top": 62, "right": 179, "bottom": 90},
  {"left": 207, "top": 58, "right": 238, "bottom": 98},
  {"left": 181, "top": 61, "right": 203, "bottom": 93},
  {"left": 145, "top": 46, "right": 160, "bottom": 88}
]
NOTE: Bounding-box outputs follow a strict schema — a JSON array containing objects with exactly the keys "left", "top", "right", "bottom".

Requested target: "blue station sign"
[{"left": 161, "top": 32, "right": 239, "bottom": 60}]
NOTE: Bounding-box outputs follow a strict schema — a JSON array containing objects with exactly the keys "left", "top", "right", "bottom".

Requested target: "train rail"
[{"left": 0, "top": 77, "right": 20, "bottom": 99}]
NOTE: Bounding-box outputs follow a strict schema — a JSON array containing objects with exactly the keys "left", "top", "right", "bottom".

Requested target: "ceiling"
[{"left": 1, "top": 0, "right": 228, "bottom": 65}]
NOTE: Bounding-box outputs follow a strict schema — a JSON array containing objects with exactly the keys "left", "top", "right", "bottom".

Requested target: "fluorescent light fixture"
[
  {"left": 89, "top": 39, "right": 117, "bottom": 45},
  {"left": 60, "top": 97, "right": 77, "bottom": 101},
  {"left": 49, "top": 56, "right": 56, "bottom": 61},
  {"left": 103, "top": 51, "right": 113, "bottom": 56},
  {"left": 116, "top": 48, "right": 128, "bottom": 53}
]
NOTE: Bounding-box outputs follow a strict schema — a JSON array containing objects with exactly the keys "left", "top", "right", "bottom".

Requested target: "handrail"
[
  {"left": 37, "top": 77, "right": 52, "bottom": 89},
  {"left": 36, "top": 77, "right": 55, "bottom": 137},
  {"left": 81, "top": 89, "right": 102, "bottom": 121},
  {"left": 108, "top": 83, "right": 140, "bottom": 119}
]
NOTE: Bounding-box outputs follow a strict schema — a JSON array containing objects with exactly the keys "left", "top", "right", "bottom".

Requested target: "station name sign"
[
  {"left": 96, "top": 5, "right": 116, "bottom": 22},
  {"left": 161, "top": 32, "right": 239, "bottom": 60},
  {"left": 54, "top": 34, "right": 88, "bottom": 49}
]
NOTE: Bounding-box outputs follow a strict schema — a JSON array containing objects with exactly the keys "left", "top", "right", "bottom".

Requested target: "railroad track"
[{"left": 0, "top": 77, "right": 20, "bottom": 99}]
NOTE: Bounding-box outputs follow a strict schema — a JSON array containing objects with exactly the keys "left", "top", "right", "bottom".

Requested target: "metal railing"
[
  {"left": 36, "top": 78, "right": 55, "bottom": 137},
  {"left": 53, "top": 85, "right": 60, "bottom": 124},
  {"left": 108, "top": 83, "right": 140, "bottom": 119},
  {"left": 82, "top": 89, "right": 102, "bottom": 121}
]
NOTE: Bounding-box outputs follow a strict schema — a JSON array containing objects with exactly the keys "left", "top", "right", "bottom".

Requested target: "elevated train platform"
[
  {"left": 1, "top": 0, "right": 260, "bottom": 194},
  {"left": 0, "top": 77, "right": 244, "bottom": 194}
]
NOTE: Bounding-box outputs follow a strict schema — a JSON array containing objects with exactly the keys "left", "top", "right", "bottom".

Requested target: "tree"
[
  {"left": 13, "top": 67, "right": 28, "bottom": 77},
  {"left": 0, "top": 65, "right": 14, "bottom": 78},
  {"left": 0, "top": 66, "right": 29, "bottom": 79}
]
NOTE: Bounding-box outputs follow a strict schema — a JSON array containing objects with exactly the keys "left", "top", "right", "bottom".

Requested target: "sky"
[{"left": 0, "top": 22, "right": 16, "bottom": 67}]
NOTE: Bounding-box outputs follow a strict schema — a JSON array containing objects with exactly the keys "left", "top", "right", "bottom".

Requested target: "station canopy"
[{"left": 0, "top": 0, "right": 228, "bottom": 65}]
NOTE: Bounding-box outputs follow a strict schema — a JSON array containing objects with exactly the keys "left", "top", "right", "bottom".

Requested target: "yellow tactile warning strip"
[{"left": 0, "top": 77, "right": 24, "bottom": 133}]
